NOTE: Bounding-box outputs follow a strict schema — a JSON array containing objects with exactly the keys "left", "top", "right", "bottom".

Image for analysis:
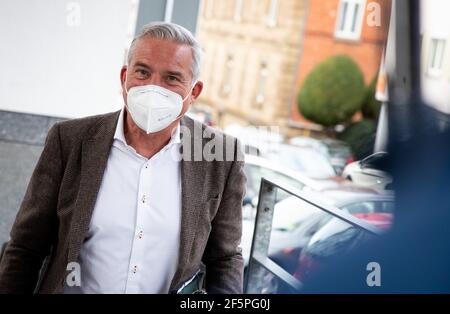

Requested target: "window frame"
[
  {"left": 221, "top": 54, "right": 234, "bottom": 97},
  {"left": 234, "top": 0, "right": 244, "bottom": 22},
  {"left": 427, "top": 38, "right": 447, "bottom": 77},
  {"left": 334, "top": 0, "right": 366, "bottom": 41},
  {"left": 266, "top": 0, "right": 279, "bottom": 28},
  {"left": 254, "top": 60, "right": 269, "bottom": 108}
]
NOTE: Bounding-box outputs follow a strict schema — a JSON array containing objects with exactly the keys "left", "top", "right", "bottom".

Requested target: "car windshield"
[
  {"left": 305, "top": 218, "right": 375, "bottom": 259},
  {"left": 267, "top": 146, "right": 336, "bottom": 179},
  {"left": 362, "top": 153, "right": 389, "bottom": 171},
  {"left": 328, "top": 145, "right": 352, "bottom": 158},
  {"left": 244, "top": 164, "right": 306, "bottom": 199}
]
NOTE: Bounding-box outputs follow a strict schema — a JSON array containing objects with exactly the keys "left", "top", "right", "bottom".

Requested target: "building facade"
[
  {"left": 290, "top": 0, "right": 391, "bottom": 131},
  {"left": 196, "top": 0, "right": 308, "bottom": 131}
]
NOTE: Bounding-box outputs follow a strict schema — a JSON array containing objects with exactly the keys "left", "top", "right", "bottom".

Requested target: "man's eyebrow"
[
  {"left": 166, "top": 70, "right": 183, "bottom": 77},
  {"left": 133, "top": 62, "right": 151, "bottom": 69},
  {"left": 165, "top": 70, "right": 186, "bottom": 80}
]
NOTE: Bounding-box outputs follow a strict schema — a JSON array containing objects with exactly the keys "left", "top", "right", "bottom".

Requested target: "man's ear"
[
  {"left": 120, "top": 66, "right": 127, "bottom": 87},
  {"left": 191, "top": 81, "right": 203, "bottom": 101}
]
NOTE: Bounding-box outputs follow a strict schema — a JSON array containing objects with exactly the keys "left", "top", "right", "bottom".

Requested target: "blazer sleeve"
[
  {"left": 202, "top": 138, "right": 246, "bottom": 294},
  {"left": 0, "top": 123, "right": 63, "bottom": 294}
]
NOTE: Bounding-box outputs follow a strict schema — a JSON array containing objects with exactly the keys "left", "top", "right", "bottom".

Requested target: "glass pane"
[
  {"left": 339, "top": 2, "right": 349, "bottom": 31},
  {"left": 428, "top": 39, "right": 439, "bottom": 70},
  {"left": 350, "top": 3, "right": 360, "bottom": 33},
  {"left": 436, "top": 40, "right": 445, "bottom": 69},
  {"left": 246, "top": 183, "right": 394, "bottom": 294},
  {"left": 268, "top": 193, "right": 389, "bottom": 278},
  {"left": 265, "top": 145, "right": 336, "bottom": 179},
  {"left": 294, "top": 217, "right": 375, "bottom": 284}
]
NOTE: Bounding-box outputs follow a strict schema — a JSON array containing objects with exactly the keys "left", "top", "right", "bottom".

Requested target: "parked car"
[
  {"left": 264, "top": 144, "right": 337, "bottom": 179},
  {"left": 265, "top": 186, "right": 394, "bottom": 273},
  {"left": 342, "top": 152, "right": 393, "bottom": 190},
  {"left": 288, "top": 136, "right": 326, "bottom": 152},
  {"left": 293, "top": 216, "right": 381, "bottom": 284},
  {"left": 260, "top": 210, "right": 392, "bottom": 293},
  {"left": 268, "top": 211, "right": 331, "bottom": 274},
  {"left": 245, "top": 186, "right": 394, "bottom": 293},
  {"left": 242, "top": 154, "right": 338, "bottom": 266},
  {"left": 289, "top": 137, "right": 354, "bottom": 175},
  {"left": 320, "top": 138, "right": 354, "bottom": 175},
  {"left": 243, "top": 154, "right": 321, "bottom": 219},
  {"left": 224, "top": 124, "right": 284, "bottom": 158}
]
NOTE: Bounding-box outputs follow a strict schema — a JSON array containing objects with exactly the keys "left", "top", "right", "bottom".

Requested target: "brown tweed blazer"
[{"left": 0, "top": 110, "right": 246, "bottom": 294}]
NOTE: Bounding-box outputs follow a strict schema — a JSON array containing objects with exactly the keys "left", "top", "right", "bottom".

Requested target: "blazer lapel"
[
  {"left": 169, "top": 117, "right": 207, "bottom": 291},
  {"left": 67, "top": 111, "right": 120, "bottom": 263}
]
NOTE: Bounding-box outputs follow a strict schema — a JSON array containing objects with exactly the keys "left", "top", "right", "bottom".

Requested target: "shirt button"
[
  {"left": 141, "top": 195, "right": 146, "bottom": 203},
  {"left": 132, "top": 265, "right": 138, "bottom": 274},
  {"left": 138, "top": 231, "right": 144, "bottom": 239}
]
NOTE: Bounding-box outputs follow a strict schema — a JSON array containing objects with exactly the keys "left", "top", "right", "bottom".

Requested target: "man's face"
[{"left": 120, "top": 37, "right": 203, "bottom": 120}]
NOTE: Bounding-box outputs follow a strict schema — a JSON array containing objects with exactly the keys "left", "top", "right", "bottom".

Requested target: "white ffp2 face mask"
[{"left": 125, "top": 83, "right": 194, "bottom": 134}]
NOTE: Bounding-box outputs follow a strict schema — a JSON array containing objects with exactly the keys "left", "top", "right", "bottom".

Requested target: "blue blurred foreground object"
[{"left": 301, "top": 129, "right": 450, "bottom": 293}]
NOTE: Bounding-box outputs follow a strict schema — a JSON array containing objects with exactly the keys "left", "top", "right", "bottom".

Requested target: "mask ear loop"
[
  {"left": 124, "top": 71, "right": 130, "bottom": 95},
  {"left": 181, "top": 81, "right": 197, "bottom": 108},
  {"left": 182, "top": 80, "right": 197, "bottom": 102},
  {"left": 176, "top": 81, "right": 198, "bottom": 121}
]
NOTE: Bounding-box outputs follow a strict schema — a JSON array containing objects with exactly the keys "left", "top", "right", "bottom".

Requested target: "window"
[
  {"left": 254, "top": 61, "right": 268, "bottom": 107},
  {"left": 335, "top": 0, "right": 366, "bottom": 41},
  {"left": 221, "top": 54, "right": 234, "bottom": 97},
  {"left": 427, "top": 38, "right": 446, "bottom": 76},
  {"left": 266, "top": 0, "right": 279, "bottom": 27},
  {"left": 234, "top": 0, "right": 243, "bottom": 22},
  {"left": 360, "top": 152, "right": 389, "bottom": 171}
]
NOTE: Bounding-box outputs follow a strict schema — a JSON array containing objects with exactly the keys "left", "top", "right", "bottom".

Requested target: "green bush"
[
  {"left": 338, "top": 120, "right": 377, "bottom": 160},
  {"left": 362, "top": 76, "right": 382, "bottom": 120},
  {"left": 298, "top": 55, "right": 366, "bottom": 127}
]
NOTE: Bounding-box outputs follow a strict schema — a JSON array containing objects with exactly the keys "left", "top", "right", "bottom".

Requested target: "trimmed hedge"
[{"left": 298, "top": 55, "right": 366, "bottom": 127}]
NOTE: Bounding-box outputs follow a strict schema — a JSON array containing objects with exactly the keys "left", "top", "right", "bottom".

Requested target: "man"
[{"left": 0, "top": 22, "right": 246, "bottom": 294}]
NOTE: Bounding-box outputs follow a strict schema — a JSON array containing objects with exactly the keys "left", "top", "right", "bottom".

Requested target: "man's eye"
[
  {"left": 167, "top": 75, "right": 179, "bottom": 82},
  {"left": 135, "top": 69, "right": 149, "bottom": 78}
]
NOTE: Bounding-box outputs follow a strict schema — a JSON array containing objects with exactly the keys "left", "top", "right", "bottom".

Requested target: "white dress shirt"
[{"left": 64, "top": 108, "right": 182, "bottom": 294}]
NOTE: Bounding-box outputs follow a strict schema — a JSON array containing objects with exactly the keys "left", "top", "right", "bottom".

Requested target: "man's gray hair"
[{"left": 127, "top": 22, "right": 202, "bottom": 83}]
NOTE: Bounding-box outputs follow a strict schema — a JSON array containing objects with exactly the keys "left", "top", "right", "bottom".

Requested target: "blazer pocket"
[
  {"left": 204, "top": 193, "right": 221, "bottom": 220},
  {"left": 207, "top": 192, "right": 221, "bottom": 202}
]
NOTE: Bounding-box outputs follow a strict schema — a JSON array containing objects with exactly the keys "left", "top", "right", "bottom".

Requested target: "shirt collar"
[{"left": 114, "top": 107, "right": 181, "bottom": 149}]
